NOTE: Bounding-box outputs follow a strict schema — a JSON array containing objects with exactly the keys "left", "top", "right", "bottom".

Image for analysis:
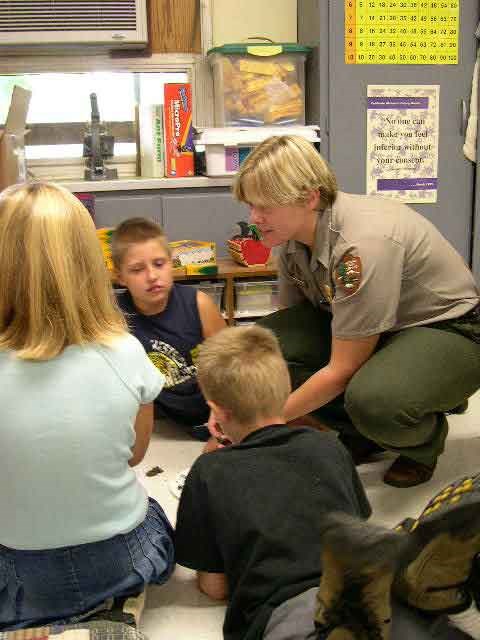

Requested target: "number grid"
[{"left": 345, "top": 0, "right": 459, "bottom": 64}]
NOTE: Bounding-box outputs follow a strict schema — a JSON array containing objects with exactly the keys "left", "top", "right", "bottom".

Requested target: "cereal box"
[{"left": 164, "top": 83, "right": 194, "bottom": 177}]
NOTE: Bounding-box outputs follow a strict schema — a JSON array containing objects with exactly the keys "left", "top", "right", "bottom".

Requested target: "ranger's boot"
[{"left": 393, "top": 473, "right": 480, "bottom": 638}]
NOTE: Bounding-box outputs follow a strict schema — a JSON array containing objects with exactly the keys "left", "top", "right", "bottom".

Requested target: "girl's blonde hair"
[
  {"left": 0, "top": 181, "right": 126, "bottom": 360},
  {"left": 233, "top": 135, "right": 337, "bottom": 211}
]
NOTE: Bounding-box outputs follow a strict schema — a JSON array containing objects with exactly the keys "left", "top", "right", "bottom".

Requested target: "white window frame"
[
  {"left": 0, "top": 44, "right": 214, "bottom": 180},
  {"left": 0, "top": 0, "right": 215, "bottom": 181}
]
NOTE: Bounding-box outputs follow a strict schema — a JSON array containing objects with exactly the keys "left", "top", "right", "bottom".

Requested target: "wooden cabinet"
[
  {"left": 148, "top": 0, "right": 201, "bottom": 53},
  {"left": 174, "top": 257, "right": 278, "bottom": 325}
]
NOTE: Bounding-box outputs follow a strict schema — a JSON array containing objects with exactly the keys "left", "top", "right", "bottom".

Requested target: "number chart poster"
[
  {"left": 345, "top": 0, "right": 459, "bottom": 65},
  {"left": 367, "top": 85, "right": 439, "bottom": 203}
]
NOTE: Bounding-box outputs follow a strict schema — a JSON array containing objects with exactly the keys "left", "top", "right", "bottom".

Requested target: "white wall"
[{"left": 211, "top": 0, "right": 297, "bottom": 47}]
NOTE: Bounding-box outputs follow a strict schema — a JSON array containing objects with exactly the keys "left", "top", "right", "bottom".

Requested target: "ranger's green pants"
[{"left": 257, "top": 301, "right": 480, "bottom": 466}]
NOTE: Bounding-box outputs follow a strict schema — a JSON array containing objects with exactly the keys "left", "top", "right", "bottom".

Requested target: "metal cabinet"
[
  {"left": 90, "top": 187, "right": 248, "bottom": 257},
  {"left": 94, "top": 193, "right": 163, "bottom": 228},
  {"left": 162, "top": 191, "right": 248, "bottom": 257}
]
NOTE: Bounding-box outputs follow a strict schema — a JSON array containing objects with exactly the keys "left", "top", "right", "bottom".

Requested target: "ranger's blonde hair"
[
  {"left": 197, "top": 325, "right": 291, "bottom": 425},
  {"left": 233, "top": 135, "right": 337, "bottom": 210},
  {"left": 0, "top": 181, "right": 126, "bottom": 360}
]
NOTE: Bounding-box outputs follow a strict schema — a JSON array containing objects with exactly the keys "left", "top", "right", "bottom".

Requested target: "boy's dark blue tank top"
[{"left": 116, "top": 284, "right": 208, "bottom": 426}]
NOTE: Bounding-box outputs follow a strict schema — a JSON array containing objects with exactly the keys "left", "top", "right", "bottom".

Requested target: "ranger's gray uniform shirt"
[{"left": 278, "top": 191, "right": 480, "bottom": 339}]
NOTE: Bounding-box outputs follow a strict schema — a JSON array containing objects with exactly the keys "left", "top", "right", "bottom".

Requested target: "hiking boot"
[
  {"left": 393, "top": 517, "right": 416, "bottom": 534},
  {"left": 393, "top": 473, "right": 480, "bottom": 615},
  {"left": 315, "top": 512, "right": 406, "bottom": 640},
  {"left": 449, "top": 554, "right": 480, "bottom": 639},
  {"left": 321, "top": 629, "right": 356, "bottom": 639},
  {"left": 383, "top": 456, "right": 436, "bottom": 488}
]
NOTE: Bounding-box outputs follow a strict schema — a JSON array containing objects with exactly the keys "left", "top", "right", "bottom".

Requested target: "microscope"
[{"left": 83, "top": 93, "right": 118, "bottom": 181}]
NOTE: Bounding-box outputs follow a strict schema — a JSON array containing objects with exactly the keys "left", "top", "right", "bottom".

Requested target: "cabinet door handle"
[{"left": 460, "top": 98, "right": 468, "bottom": 137}]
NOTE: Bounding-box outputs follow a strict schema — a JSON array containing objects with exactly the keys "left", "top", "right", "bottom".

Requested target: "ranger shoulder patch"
[{"left": 334, "top": 253, "right": 362, "bottom": 295}]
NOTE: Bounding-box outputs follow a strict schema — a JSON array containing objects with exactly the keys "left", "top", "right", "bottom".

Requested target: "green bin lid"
[{"left": 207, "top": 43, "right": 312, "bottom": 57}]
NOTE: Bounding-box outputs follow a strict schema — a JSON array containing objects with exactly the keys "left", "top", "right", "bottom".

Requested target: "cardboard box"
[
  {"left": 169, "top": 239, "right": 217, "bottom": 274},
  {"left": 138, "top": 104, "right": 165, "bottom": 178},
  {"left": 0, "top": 86, "right": 31, "bottom": 191},
  {"left": 164, "top": 83, "right": 194, "bottom": 177}
]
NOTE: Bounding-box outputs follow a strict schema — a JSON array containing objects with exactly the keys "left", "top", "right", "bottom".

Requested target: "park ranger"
[{"left": 233, "top": 135, "right": 480, "bottom": 488}]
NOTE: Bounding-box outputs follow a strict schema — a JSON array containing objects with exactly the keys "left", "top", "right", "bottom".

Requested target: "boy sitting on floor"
[
  {"left": 175, "top": 325, "right": 478, "bottom": 640},
  {"left": 112, "top": 218, "right": 226, "bottom": 440},
  {"left": 174, "top": 325, "right": 371, "bottom": 639}
]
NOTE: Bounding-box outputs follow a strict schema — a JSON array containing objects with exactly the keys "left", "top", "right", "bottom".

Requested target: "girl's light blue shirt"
[{"left": 0, "top": 333, "right": 164, "bottom": 550}]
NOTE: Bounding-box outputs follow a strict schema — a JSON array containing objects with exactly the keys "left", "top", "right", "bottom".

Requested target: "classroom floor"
[{"left": 137, "top": 390, "right": 480, "bottom": 640}]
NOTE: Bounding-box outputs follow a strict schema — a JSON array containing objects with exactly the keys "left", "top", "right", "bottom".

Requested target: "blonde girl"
[{"left": 0, "top": 182, "right": 174, "bottom": 630}]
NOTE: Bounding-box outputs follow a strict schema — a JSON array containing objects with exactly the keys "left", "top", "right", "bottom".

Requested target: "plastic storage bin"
[
  {"left": 190, "top": 281, "right": 225, "bottom": 310},
  {"left": 195, "top": 125, "right": 320, "bottom": 177},
  {"left": 208, "top": 43, "right": 312, "bottom": 127},
  {"left": 234, "top": 279, "right": 279, "bottom": 318}
]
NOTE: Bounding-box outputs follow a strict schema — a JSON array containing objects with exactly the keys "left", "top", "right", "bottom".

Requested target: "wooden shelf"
[{"left": 174, "top": 257, "right": 278, "bottom": 325}]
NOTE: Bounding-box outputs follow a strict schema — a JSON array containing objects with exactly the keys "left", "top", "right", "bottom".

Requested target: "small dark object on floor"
[{"left": 146, "top": 466, "right": 163, "bottom": 477}]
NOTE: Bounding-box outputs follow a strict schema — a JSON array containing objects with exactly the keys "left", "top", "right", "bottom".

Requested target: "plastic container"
[
  {"left": 208, "top": 43, "right": 312, "bottom": 127},
  {"left": 194, "top": 125, "right": 320, "bottom": 177},
  {"left": 190, "top": 281, "right": 225, "bottom": 310},
  {"left": 234, "top": 279, "right": 279, "bottom": 318}
]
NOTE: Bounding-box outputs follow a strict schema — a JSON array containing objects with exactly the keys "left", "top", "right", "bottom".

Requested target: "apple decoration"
[{"left": 227, "top": 222, "right": 271, "bottom": 267}]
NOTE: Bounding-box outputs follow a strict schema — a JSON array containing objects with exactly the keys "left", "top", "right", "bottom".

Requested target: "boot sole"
[
  {"left": 395, "top": 474, "right": 480, "bottom": 612},
  {"left": 408, "top": 474, "right": 480, "bottom": 541}
]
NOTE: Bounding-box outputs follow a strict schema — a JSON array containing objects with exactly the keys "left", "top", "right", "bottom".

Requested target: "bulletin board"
[{"left": 345, "top": 0, "right": 459, "bottom": 64}]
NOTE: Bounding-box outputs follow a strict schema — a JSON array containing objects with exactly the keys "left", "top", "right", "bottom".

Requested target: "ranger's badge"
[{"left": 334, "top": 253, "right": 362, "bottom": 295}]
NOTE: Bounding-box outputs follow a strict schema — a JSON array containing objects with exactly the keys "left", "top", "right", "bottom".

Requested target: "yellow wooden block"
[{"left": 238, "top": 60, "right": 280, "bottom": 76}]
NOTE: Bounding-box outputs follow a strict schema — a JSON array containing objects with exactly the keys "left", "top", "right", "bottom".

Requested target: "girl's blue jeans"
[{"left": 0, "top": 498, "right": 175, "bottom": 630}]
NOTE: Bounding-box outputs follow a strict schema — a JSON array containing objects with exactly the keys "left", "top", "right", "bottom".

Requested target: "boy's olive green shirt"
[{"left": 279, "top": 191, "right": 480, "bottom": 338}]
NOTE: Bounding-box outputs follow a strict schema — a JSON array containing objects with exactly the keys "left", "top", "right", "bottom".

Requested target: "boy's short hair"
[
  {"left": 111, "top": 217, "right": 170, "bottom": 270},
  {"left": 233, "top": 135, "right": 337, "bottom": 212},
  {"left": 197, "top": 325, "right": 291, "bottom": 426}
]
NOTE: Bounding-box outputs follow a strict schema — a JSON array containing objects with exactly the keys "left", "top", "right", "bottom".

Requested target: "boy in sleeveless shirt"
[{"left": 112, "top": 218, "right": 226, "bottom": 439}]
